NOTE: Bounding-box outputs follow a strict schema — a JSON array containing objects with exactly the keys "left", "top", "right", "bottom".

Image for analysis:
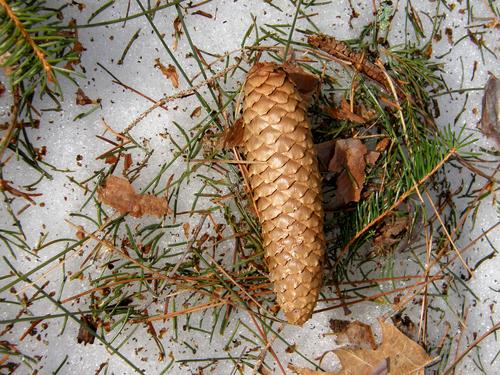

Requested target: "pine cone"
[{"left": 242, "top": 62, "right": 325, "bottom": 325}]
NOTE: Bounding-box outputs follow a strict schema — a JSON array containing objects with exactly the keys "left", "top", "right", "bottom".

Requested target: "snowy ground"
[{"left": 0, "top": 0, "right": 498, "bottom": 374}]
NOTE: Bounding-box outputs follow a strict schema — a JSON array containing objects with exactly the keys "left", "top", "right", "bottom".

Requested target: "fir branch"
[
  {"left": 0, "top": 0, "right": 54, "bottom": 82},
  {"left": 0, "top": 0, "right": 76, "bottom": 91}
]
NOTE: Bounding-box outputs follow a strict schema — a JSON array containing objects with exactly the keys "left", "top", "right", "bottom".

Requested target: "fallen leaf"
[
  {"left": 391, "top": 314, "right": 417, "bottom": 341},
  {"left": 315, "top": 140, "right": 335, "bottom": 172},
  {"left": 190, "top": 106, "right": 202, "bottom": 118},
  {"left": 97, "top": 176, "right": 171, "bottom": 218},
  {"left": 479, "top": 74, "right": 500, "bottom": 148},
  {"left": 154, "top": 58, "right": 179, "bottom": 88},
  {"left": 326, "top": 98, "right": 366, "bottom": 124},
  {"left": 365, "top": 151, "right": 380, "bottom": 166},
  {"left": 375, "top": 138, "right": 390, "bottom": 152},
  {"left": 77, "top": 315, "right": 97, "bottom": 345},
  {"left": 75, "top": 88, "right": 93, "bottom": 105},
  {"left": 219, "top": 118, "right": 245, "bottom": 149},
  {"left": 329, "top": 138, "right": 367, "bottom": 204},
  {"left": 290, "top": 320, "right": 432, "bottom": 375},
  {"left": 329, "top": 320, "right": 376, "bottom": 350},
  {"left": 283, "top": 63, "right": 320, "bottom": 100},
  {"left": 0, "top": 81, "right": 5, "bottom": 97},
  {"left": 372, "top": 215, "right": 409, "bottom": 255},
  {"left": 124, "top": 153, "right": 133, "bottom": 171}
]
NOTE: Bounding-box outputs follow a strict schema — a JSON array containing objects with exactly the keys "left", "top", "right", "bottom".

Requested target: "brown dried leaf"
[
  {"left": 220, "top": 118, "right": 245, "bottom": 149},
  {"left": 329, "top": 138, "right": 367, "bottom": 204},
  {"left": 479, "top": 74, "right": 500, "bottom": 148},
  {"left": 124, "top": 153, "right": 133, "bottom": 171},
  {"left": 326, "top": 98, "right": 366, "bottom": 124},
  {"left": 0, "top": 81, "right": 5, "bottom": 97},
  {"left": 375, "top": 138, "right": 390, "bottom": 152},
  {"left": 372, "top": 215, "right": 409, "bottom": 256},
  {"left": 75, "top": 88, "right": 93, "bottom": 105},
  {"left": 290, "top": 320, "right": 432, "bottom": 375},
  {"left": 315, "top": 141, "right": 335, "bottom": 172},
  {"left": 283, "top": 63, "right": 320, "bottom": 100},
  {"left": 97, "top": 176, "right": 171, "bottom": 218},
  {"left": 154, "top": 58, "right": 179, "bottom": 88},
  {"left": 365, "top": 151, "right": 380, "bottom": 166},
  {"left": 329, "top": 320, "right": 376, "bottom": 350},
  {"left": 172, "top": 17, "right": 182, "bottom": 51},
  {"left": 77, "top": 315, "right": 97, "bottom": 345}
]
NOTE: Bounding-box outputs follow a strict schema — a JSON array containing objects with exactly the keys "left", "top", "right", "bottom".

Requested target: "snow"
[{"left": 0, "top": 0, "right": 498, "bottom": 374}]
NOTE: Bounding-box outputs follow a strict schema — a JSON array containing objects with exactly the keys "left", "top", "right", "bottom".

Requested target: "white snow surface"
[{"left": 0, "top": 0, "right": 498, "bottom": 374}]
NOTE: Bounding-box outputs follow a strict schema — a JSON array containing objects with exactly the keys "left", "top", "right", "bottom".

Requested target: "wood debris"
[
  {"left": 154, "top": 58, "right": 179, "bottom": 88},
  {"left": 97, "top": 175, "right": 171, "bottom": 218}
]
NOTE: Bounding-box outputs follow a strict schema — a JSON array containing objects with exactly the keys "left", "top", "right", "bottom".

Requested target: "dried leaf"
[
  {"left": 75, "top": 88, "right": 93, "bottom": 105},
  {"left": 315, "top": 141, "right": 335, "bottom": 172},
  {"left": 290, "top": 320, "right": 432, "bottom": 375},
  {"left": 479, "top": 74, "right": 500, "bottom": 148},
  {"left": 77, "top": 315, "right": 97, "bottom": 345},
  {"left": 375, "top": 138, "right": 390, "bottom": 152},
  {"left": 365, "top": 151, "right": 380, "bottom": 166},
  {"left": 329, "top": 138, "right": 367, "bottom": 204},
  {"left": 154, "top": 58, "right": 179, "bottom": 88},
  {"left": 220, "top": 118, "right": 245, "bottom": 149},
  {"left": 372, "top": 215, "right": 409, "bottom": 255},
  {"left": 329, "top": 320, "right": 376, "bottom": 350},
  {"left": 124, "top": 153, "right": 133, "bottom": 171},
  {"left": 326, "top": 98, "right": 366, "bottom": 124},
  {"left": 283, "top": 63, "right": 320, "bottom": 100},
  {"left": 97, "top": 176, "right": 171, "bottom": 218},
  {"left": 391, "top": 314, "right": 417, "bottom": 341},
  {"left": 190, "top": 106, "right": 202, "bottom": 118},
  {"left": 0, "top": 81, "right": 5, "bottom": 97}
]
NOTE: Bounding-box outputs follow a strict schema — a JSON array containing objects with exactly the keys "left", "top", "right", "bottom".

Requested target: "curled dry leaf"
[
  {"left": 219, "top": 118, "right": 245, "bottom": 149},
  {"left": 329, "top": 319, "right": 376, "bottom": 350},
  {"left": 154, "top": 58, "right": 179, "bottom": 88},
  {"left": 326, "top": 98, "right": 366, "bottom": 124},
  {"left": 329, "top": 138, "right": 368, "bottom": 204},
  {"left": 77, "top": 315, "right": 97, "bottom": 345},
  {"left": 97, "top": 176, "right": 171, "bottom": 218},
  {"left": 315, "top": 140, "right": 335, "bottom": 172},
  {"left": 190, "top": 106, "right": 202, "bottom": 118},
  {"left": 372, "top": 215, "right": 409, "bottom": 256},
  {"left": 75, "top": 88, "right": 93, "bottom": 105},
  {"left": 479, "top": 74, "right": 500, "bottom": 148},
  {"left": 283, "top": 63, "right": 320, "bottom": 101},
  {"left": 290, "top": 320, "right": 432, "bottom": 375}
]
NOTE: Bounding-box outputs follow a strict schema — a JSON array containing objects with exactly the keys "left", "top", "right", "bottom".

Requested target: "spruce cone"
[{"left": 242, "top": 62, "right": 325, "bottom": 325}]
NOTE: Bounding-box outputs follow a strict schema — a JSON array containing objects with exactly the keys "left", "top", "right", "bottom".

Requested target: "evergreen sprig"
[{"left": 0, "top": 0, "right": 77, "bottom": 96}]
